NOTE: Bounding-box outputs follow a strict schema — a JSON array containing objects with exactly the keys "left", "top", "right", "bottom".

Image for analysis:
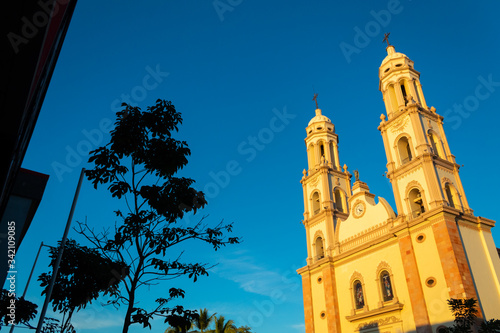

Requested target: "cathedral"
[{"left": 297, "top": 42, "right": 500, "bottom": 333}]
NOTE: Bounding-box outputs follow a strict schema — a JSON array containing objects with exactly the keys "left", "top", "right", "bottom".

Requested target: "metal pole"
[
  {"left": 35, "top": 168, "right": 85, "bottom": 333},
  {"left": 21, "top": 242, "right": 45, "bottom": 299},
  {"left": 9, "top": 242, "right": 46, "bottom": 333}
]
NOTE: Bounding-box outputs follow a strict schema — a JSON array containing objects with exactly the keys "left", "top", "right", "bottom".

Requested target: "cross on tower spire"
[
  {"left": 312, "top": 93, "right": 319, "bottom": 109},
  {"left": 383, "top": 32, "right": 391, "bottom": 46}
]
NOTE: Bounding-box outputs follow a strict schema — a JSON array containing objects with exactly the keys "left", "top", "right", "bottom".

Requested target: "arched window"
[
  {"left": 329, "top": 143, "right": 336, "bottom": 168},
  {"left": 353, "top": 280, "right": 365, "bottom": 309},
  {"left": 400, "top": 83, "right": 408, "bottom": 105},
  {"left": 412, "top": 80, "right": 421, "bottom": 104},
  {"left": 334, "top": 189, "right": 344, "bottom": 213},
  {"left": 315, "top": 237, "right": 324, "bottom": 260},
  {"left": 307, "top": 144, "right": 315, "bottom": 169},
  {"left": 312, "top": 192, "right": 320, "bottom": 215},
  {"left": 429, "top": 132, "right": 444, "bottom": 158},
  {"left": 380, "top": 271, "right": 394, "bottom": 302},
  {"left": 445, "top": 184, "right": 455, "bottom": 208},
  {"left": 408, "top": 188, "right": 425, "bottom": 218},
  {"left": 397, "top": 137, "right": 412, "bottom": 165},
  {"left": 319, "top": 143, "right": 325, "bottom": 159},
  {"left": 388, "top": 85, "right": 399, "bottom": 112}
]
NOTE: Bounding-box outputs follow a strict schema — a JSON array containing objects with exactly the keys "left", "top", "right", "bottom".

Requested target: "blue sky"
[{"left": 11, "top": 1, "right": 500, "bottom": 332}]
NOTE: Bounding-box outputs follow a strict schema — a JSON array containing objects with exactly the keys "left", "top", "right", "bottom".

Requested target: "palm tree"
[
  {"left": 193, "top": 308, "right": 216, "bottom": 333},
  {"left": 164, "top": 322, "right": 192, "bottom": 333},
  {"left": 214, "top": 315, "right": 236, "bottom": 333},
  {"left": 235, "top": 326, "right": 252, "bottom": 333}
]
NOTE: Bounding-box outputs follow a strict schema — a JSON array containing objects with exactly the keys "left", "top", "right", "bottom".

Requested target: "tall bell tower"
[{"left": 378, "top": 43, "right": 471, "bottom": 218}]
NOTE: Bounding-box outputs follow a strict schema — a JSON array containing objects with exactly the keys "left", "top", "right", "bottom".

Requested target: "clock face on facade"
[{"left": 353, "top": 202, "right": 366, "bottom": 218}]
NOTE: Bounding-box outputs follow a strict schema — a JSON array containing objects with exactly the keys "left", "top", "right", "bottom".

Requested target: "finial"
[
  {"left": 354, "top": 170, "right": 360, "bottom": 182},
  {"left": 312, "top": 93, "right": 319, "bottom": 109},
  {"left": 383, "top": 32, "right": 391, "bottom": 46}
]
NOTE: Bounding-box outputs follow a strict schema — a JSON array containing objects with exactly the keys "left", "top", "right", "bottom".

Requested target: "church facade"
[{"left": 297, "top": 44, "right": 500, "bottom": 333}]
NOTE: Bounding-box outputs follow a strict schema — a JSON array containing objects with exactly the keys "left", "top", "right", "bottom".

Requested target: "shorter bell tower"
[{"left": 301, "top": 104, "right": 351, "bottom": 264}]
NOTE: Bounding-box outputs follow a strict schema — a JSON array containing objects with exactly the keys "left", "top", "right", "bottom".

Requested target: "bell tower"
[
  {"left": 299, "top": 102, "right": 351, "bottom": 333},
  {"left": 301, "top": 103, "right": 351, "bottom": 264},
  {"left": 377, "top": 43, "right": 471, "bottom": 218}
]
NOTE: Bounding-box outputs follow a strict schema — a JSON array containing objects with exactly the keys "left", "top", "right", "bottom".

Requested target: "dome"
[
  {"left": 308, "top": 109, "right": 331, "bottom": 126},
  {"left": 380, "top": 45, "right": 409, "bottom": 66}
]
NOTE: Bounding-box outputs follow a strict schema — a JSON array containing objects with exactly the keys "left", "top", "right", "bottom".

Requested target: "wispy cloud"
[
  {"left": 213, "top": 251, "right": 301, "bottom": 298},
  {"left": 70, "top": 308, "right": 124, "bottom": 330},
  {"left": 291, "top": 323, "right": 305, "bottom": 331}
]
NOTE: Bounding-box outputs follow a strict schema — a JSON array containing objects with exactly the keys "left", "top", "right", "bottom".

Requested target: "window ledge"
[{"left": 346, "top": 302, "right": 404, "bottom": 322}]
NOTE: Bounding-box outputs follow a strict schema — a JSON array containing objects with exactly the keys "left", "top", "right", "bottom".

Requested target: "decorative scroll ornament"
[
  {"left": 390, "top": 116, "right": 409, "bottom": 133},
  {"left": 356, "top": 316, "right": 401, "bottom": 330}
]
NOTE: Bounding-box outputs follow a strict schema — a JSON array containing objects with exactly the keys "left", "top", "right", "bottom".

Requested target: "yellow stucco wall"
[
  {"left": 337, "top": 197, "right": 392, "bottom": 242},
  {"left": 411, "top": 224, "right": 454, "bottom": 324},
  {"left": 310, "top": 269, "right": 328, "bottom": 332},
  {"left": 459, "top": 225, "right": 500, "bottom": 319},
  {"left": 334, "top": 242, "right": 417, "bottom": 333}
]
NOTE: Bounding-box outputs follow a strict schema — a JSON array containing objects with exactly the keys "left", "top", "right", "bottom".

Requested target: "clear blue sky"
[{"left": 12, "top": 1, "right": 500, "bottom": 332}]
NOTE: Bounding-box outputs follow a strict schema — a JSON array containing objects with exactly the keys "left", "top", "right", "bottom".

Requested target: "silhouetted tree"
[
  {"left": 38, "top": 239, "right": 127, "bottom": 332},
  {"left": 0, "top": 289, "right": 37, "bottom": 328},
  {"left": 480, "top": 319, "right": 500, "bottom": 333},
  {"left": 445, "top": 298, "right": 478, "bottom": 333},
  {"left": 77, "top": 100, "right": 239, "bottom": 333},
  {"left": 444, "top": 298, "right": 500, "bottom": 333}
]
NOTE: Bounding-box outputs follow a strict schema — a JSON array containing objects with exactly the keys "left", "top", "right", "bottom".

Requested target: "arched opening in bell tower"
[
  {"left": 315, "top": 237, "right": 324, "bottom": 260},
  {"left": 412, "top": 80, "right": 421, "bottom": 104},
  {"left": 307, "top": 143, "right": 315, "bottom": 170},
  {"left": 400, "top": 82, "right": 408, "bottom": 105},
  {"left": 312, "top": 192, "right": 321, "bottom": 215},
  {"left": 388, "top": 85, "right": 399, "bottom": 113},
  {"left": 329, "top": 143, "right": 336, "bottom": 168},
  {"left": 428, "top": 131, "right": 445, "bottom": 158},
  {"left": 334, "top": 188, "right": 345, "bottom": 213},
  {"left": 408, "top": 188, "right": 425, "bottom": 218},
  {"left": 445, "top": 184, "right": 455, "bottom": 208},
  {"left": 397, "top": 137, "right": 412, "bottom": 165},
  {"left": 444, "top": 182, "right": 462, "bottom": 210}
]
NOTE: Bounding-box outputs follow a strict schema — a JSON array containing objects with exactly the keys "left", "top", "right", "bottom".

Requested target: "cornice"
[
  {"left": 336, "top": 233, "right": 399, "bottom": 263},
  {"left": 302, "top": 166, "right": 349, "bottom": 183},
  {"left": 378, "top": 104, "right": 442, "bottom": 132},
  {"left": 389, "top": 161, "right": 422, "bottom": 181},
  {"left": 297, "top": 256, "right": 336, "bottom": 275},
  {"left": 346, "top": 303, "right": 404, "bottom": 322},
  {"left": 303, "top": 209, "right": 339, "bottom": 228},
  {"left": 304, "top": 130, "right": 338, "bottom": 142},
  {"left": 433, "top": 157, "right": 459, "bottom": 170}
]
